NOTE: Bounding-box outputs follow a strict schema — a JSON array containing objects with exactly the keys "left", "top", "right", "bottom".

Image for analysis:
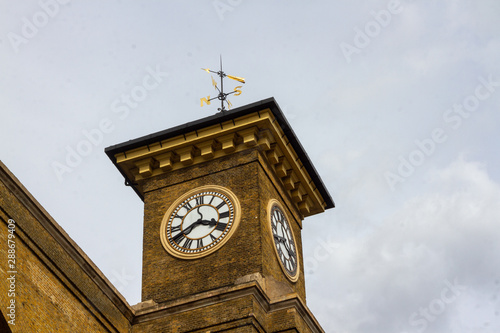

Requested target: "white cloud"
[{"left": 308, "top": 156, "right": 500, "bottom": 332}]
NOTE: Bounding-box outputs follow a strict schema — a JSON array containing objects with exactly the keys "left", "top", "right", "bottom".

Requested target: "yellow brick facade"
[{"left": 0, "top": 162, "right": 132, "bottom": 332}]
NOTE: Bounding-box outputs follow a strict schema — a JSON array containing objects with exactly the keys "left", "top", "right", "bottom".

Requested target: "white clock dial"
[
  {"left": 269, "top": 200, "right": 299, "bottom": 281},
  {"left": 160, "top": 186, "right": 241, "bottom": 259}
]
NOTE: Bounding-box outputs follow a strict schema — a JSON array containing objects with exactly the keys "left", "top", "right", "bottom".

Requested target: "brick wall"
[
  {"left": 0, "top": 162, "right": 132, "bottom": 332},
  {"left": 141, "top": 149, "right": 264, "bottom": 303}
]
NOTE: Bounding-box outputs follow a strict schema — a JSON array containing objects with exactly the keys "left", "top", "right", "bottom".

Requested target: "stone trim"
[
  {"left": 132, "top": 280, "right": 324, "bottom": 332},
  {"left": 111, "top": 109, "right": 327, "bottom": 217}
]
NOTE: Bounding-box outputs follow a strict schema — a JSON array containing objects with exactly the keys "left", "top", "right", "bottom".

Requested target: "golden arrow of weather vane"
[{"left": 200, "top": 57, "right": 245, "bottom": 112}]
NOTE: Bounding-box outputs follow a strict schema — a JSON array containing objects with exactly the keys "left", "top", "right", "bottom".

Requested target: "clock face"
[
  {"left": 269, "top": 200, "right": 299, "bottom": 281},
  {"left": 160, "top": 186, "right": 241, "bottom": 259}
]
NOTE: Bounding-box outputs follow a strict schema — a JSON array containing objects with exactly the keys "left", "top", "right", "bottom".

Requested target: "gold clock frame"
[
  {"left": 267, "top": 199, "right": 300, "bottom": 282},
  {"left": 160, "top": 185, "right": 241, "bottom": 260}
]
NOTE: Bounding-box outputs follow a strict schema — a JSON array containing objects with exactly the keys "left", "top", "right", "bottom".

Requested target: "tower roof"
[{"left": 105, "top": 97, "right": 334, "bottom": 216}]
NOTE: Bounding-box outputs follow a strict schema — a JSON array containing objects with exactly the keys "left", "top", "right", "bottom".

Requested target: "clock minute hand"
[
  {"left": 274, "top": 234, "right": 294, "bottom": 256},
  {"left": 183, "top": 217, "right": 217, "bottom": 236},
  {"left": 182, "top": 207, "right": 208, "bottom": 235},
  {"left": 198, "top": 218, "right": 217, "bottom": 226},
  {"left": 182, "top": 220, "right": 203, "bottom": 235},
  {"left": 283, "top": 241, "right": 294, "bottom": 257},
  {"left": 274, "top": 234, "right": 287, "bottom": 243}
]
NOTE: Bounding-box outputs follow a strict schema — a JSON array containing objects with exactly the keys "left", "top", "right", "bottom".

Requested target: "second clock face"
[
  {"left": 269, "top": 200, "right": 299, "bottom": 281},
  {"left": 160, "top": 186, "right": 241, "bottom": 259}
]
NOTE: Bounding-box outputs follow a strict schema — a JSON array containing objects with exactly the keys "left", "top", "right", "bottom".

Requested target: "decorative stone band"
[
  {"left": 132, "top": 277, "right": 325, "bottom": 333},
  {"left": 111, "top": 109, "right": 327, "bottom": 217}
]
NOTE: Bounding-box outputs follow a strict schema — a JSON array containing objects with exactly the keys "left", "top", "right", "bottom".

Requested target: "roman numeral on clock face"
[
  {"left": 215, "top": 222, "right": 227, "bottom": 231},
  {"left": 195, "top": 196, "right": 204, "bottom": 205},
  {"left": 196, "top": 239, "right": 204, "bottom": 248},
  {"left": 219, "top": 211, "right": 230, "bottom": 219},
  {"left": 183, "top": 238, "right": 193, "bottom": 249},
  {"left": 184, "top": 201, "right": 193, "bottom": 211},
  {"left": 173, "top": 232, "right": 185, "bottom": 244}
]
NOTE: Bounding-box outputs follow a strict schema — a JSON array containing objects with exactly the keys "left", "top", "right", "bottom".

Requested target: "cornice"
[
  {"left": 132, "top": 279, "right": 324, "bottom": 332},
  {"left": 107, "top": 107, "right": 327, "bottom": 217}
]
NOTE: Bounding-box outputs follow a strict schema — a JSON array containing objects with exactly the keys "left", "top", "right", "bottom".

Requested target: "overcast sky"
[{"left": 1, "top": 1, "right": 500, "bottom": 332}]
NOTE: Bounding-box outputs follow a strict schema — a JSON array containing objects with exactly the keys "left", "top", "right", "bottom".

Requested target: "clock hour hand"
[
  {"left": 178, "top": 208, "right": 219, "bottom": 238},
  {"left": 283, "top": 242, "right": 294, "bottom": 257},
  {"left": 182, "top": 217, "right": 217, "bottom": 236},
  {"left": 172, "top": 221, "right": 202, "bottom": 244},
  {"left": 197, "top": 218, "right": 217, "bottom": 226},
  {"left": 274, "top": 234, "right": 294, "bottom": 257},
  {"left": 182, "top": 208, "right": 210, "bottom": 235},
  {"left": 194, "top": 207, "right": 217, "bottom": 227},
  {"left": 274, "top": 234, "right": 287, "bottom": 244},
  {"left": 182, "top": 220, "right": 203, "bottom": 235}
]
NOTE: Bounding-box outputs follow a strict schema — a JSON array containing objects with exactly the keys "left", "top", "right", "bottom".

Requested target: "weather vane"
[{"left": 200, "top": 56, "right": 245, "bottom": 112}]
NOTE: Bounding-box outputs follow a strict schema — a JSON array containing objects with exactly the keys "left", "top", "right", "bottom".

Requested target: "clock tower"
[{"left": 105, "top": 98, "right": 334, "bottom": 332}]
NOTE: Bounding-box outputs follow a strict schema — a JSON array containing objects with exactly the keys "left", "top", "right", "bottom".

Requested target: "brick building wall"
[{"left": 0, "top": 161, "right": 132, "bottom": 332}]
